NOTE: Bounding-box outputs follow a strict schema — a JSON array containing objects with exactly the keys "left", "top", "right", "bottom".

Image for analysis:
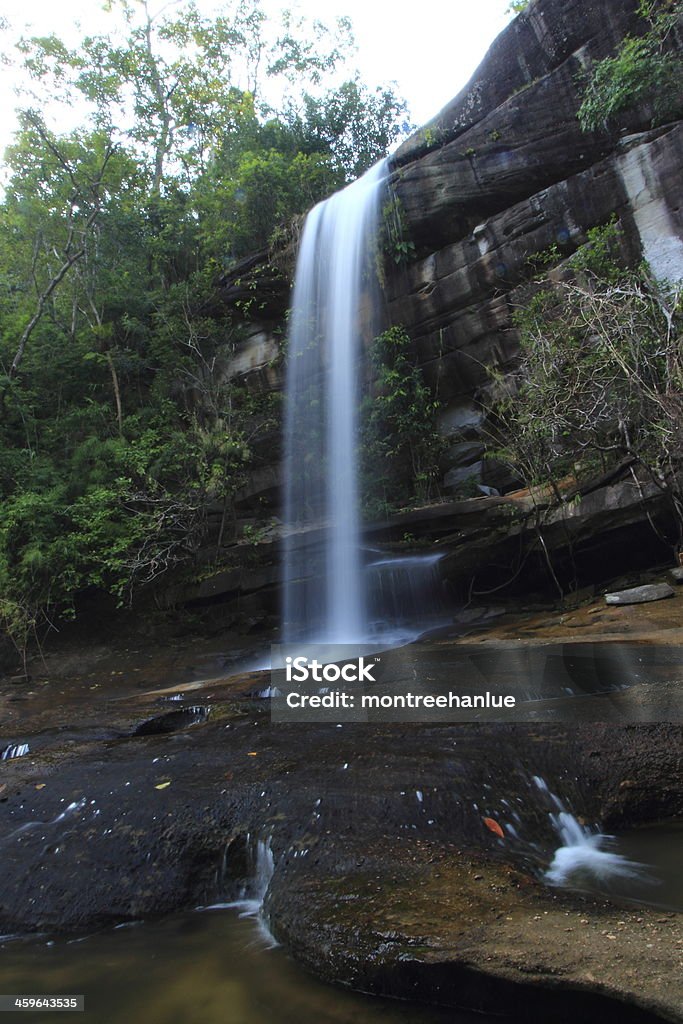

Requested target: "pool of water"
[
  {"left": 606, "top": 822, "right": 683, "bottom": 911},
  {"left": 546, "top": 821, "right": 683, "bottom": 911},
  {"left": 0, "top": 909, "right": 491, "bottom": 1024}
]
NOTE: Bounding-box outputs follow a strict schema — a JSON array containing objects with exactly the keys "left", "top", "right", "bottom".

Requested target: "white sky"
[{"left": 0, "top": 0, "right": 513, "bottom": 161}]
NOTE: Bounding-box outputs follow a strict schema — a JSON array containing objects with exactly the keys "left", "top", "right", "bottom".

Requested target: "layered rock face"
[
  {"left": 204, "top": 0, "right": 683, "bottom": 614},
  {"left": 221, "top": 0, "right": 682, "bottom": 504},
  {"left": 386, "top": 0, "right": 683, "bottom": 493}
]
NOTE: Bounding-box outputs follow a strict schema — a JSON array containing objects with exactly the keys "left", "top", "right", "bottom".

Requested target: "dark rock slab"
[
  {"left": 605, "top": 584, "right": 676, "bottom": 605},
  {"left": 0, "top": 641, "right": 681, "bottom": 1020},
  {"left": 393, "top": 0, "right": 646, "bottom": 167}
]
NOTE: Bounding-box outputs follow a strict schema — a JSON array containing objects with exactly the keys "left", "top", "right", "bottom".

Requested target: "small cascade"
[
  {"left": 207, "top": 836, "right": 277, "bottom": 946},
  {"left": 545, "top": 811, "right": 648, "bottom": 887},
  {"left": 1, "top": 798, "right": 87, "bottom": 845},
  {"left": 134, "top": 705, "right": 210, "bottom": 736},
  {"left": 248, "top": 836, "right": 275, "bottom": 909},
  {"left": 365, "top": 552, "right": 448, "bottom": 638},
  {"left": 1, "top": 742, "right": 29, "bottom": 761},
  {"left": 531, "top": 777, "right": 649, "bottom": 890}
]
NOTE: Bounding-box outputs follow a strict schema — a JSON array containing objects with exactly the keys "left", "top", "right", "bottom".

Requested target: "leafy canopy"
[{"left": 0, "top": 0, "right": 410, "bottom": 662}]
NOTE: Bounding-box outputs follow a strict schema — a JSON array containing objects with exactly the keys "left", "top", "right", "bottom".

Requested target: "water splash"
[
  {"left": 545, "top": 811, "right": 649, "bottom": 887},
  {"left": 532, "top": 777, "right": 651, "bottom": 890}
]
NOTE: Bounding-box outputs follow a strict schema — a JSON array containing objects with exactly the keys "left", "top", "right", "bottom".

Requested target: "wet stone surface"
[{"left": 0, "top": 622, "right": 681, "bottom": 1022}]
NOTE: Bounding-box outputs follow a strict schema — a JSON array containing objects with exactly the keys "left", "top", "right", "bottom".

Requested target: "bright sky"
[{"left": 0, "top": 0, "right": 513, "bottom": 160}]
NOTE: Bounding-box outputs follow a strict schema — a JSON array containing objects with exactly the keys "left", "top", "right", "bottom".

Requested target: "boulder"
[{"left": 605, "top": 583, "right": 676, "bottom": 605}]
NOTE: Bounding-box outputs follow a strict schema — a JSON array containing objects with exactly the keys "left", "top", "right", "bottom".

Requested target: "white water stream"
[
  {"left": 531, "top": 777, "right": 650, "bottom": 890},
  {"left": 282, "top": 161, "right": 386, "bottom": 643},
  {"left": 282, "top": 161, "right": 451, "bottom": 645}
]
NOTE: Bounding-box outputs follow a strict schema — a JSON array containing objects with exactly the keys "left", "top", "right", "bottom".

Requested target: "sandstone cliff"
[
  {"left": 204, "top": 0, "right": 682, "bottom": 614},
  {"left": 387, "top": 0, "right": 683, "bottom": 495}
]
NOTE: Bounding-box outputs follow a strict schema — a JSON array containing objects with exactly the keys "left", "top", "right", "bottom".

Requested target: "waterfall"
[
  {"left": 365, "top": 552, "right": 447, "bottom": 633},
  {"left": 283, "top": 160, "right": 387, "bottom": 643},
  {"left": 206, "top": 836, "right": 277, "bottom": 946}
]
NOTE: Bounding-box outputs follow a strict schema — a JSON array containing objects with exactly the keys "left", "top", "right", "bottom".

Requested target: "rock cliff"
[
  {"left": 387, "top": 0, "right": 682, "bottom": 493},
  {"left": 205, "top": 0, "right": 682, "bottom": 615}
]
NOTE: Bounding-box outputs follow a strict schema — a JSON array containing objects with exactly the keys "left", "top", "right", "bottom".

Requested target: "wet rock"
[
  {"left": 443, "top": 461, "right": 483, "bottom": 491},
  {"left": 133, "top": 705, "right": 211, "bottom": 736},
  {"left": 605, "top": 584, "right": 675, "bottom": 606},
  {"left": 669, "top": 567, "right": 683, "bottom": 583},
  {"left": 0, "top": 659, "right": 681, "bottom": 1022}
]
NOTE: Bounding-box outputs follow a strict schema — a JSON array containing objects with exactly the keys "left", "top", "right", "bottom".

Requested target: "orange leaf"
[
  {"left": 483, "top": 817, "right": 504, "bottom": 838},
  {"left": 247, "top": 752, "right": 258, "bottom": 757}
]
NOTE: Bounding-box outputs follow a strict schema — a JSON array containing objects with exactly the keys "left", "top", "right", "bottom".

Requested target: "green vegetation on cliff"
[
  {"left": 360, "top": 326, "right": 444, "bottom": 520},
  {"left": 0, "top": 0, "right": 409, "bottom": 661},
  {"left": 578, "top": 0, "right": 683, "bottom": 131},
  {"left": 489, "top": 222, "right": 683, "bottom": 547}
]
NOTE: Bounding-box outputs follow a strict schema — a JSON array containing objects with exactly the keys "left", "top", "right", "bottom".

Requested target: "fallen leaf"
[
  {"left": 155, "top": 781, "right": 171, "bottom": 790},
  {"left": 483, "top": 816, "right": 504, "bottom": 838},
  {"left": 0, "top": 784, "right": 6, "bottom": 794},
  {"left": 247, "top": 752, "right": 258, "bottom": 757},
  {"left": 35, "top": 783, "right": 46, "bottom": 790}
]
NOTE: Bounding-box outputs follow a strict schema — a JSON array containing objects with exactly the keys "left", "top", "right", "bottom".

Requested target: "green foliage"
[
  {"left": 380, "top": 194, "right": 416, "bottom": 268},
  {"left": 506, "top": 1, "right": 531, "bottom": 14},
  {"left": 360, "top": 326, "right": 445, "bottom": 519},
  {"left": 282, "top": 79, "right": 411, "bottom": 183},
  {"left": 488, "top": 223, "right": 683, "bottom": 535},
  {"left": 526, "top": 217, "right": 623, "bottom": 278},
  {"left": 0, "top": 0, "right": 409, "bottom": 660},
  {"left": 565, "top": 218, "right": 624, "bottom": 280},
  {"left": 578, "top": 0, "right": 683, "bottom": 130}
]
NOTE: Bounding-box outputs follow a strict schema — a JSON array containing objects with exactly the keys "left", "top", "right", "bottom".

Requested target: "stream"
[
  {"left": 0, "top": 819, "right": 679, "bottom": 1024},
  {"left": 0, "top": 909, "right": 488, "bottom": 1024},
  {"left": 1, "top": 632, "right": 681, "bottom": 1022}
]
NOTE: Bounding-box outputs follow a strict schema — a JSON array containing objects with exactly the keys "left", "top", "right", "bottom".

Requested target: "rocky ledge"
[{"left": 0, "top": 620, "right": 681, "bottom": 1022}]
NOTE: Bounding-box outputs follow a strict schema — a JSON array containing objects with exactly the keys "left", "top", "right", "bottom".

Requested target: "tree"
[
  {"left": 283, "top": 78, "right": 411, "bottom": 182},
  {"left": 0, "top": 0, "right": 410, "bottom": 662},
  {"left": 0, "top": 113, "right": 119, "bottom": 389}
]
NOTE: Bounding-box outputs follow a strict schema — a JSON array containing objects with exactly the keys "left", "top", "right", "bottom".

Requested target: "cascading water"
[
  {"left": 1, "top": 742, "right": 29, "bottom": 761},
  {"left": 531, "top": 777, "right": 650, "bottom": 890},
  {"left": 282, "top": 160, "right": 387, "bottom": 643},
  {"left": 365, "top": 552, "right": 447, "bottom": 633},
  {"left": 207, "top": 836, "right": 277, "bottom": 946}
]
